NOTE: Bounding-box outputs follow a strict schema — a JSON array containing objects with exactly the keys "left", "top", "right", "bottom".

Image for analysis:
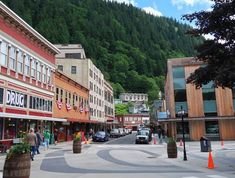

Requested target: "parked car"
[
  {"left": 141, "top": 127, "right": 152, "bottom": 141},
  {"left": 135, "top": 130, "right": 150, "bottom": 144},
  {"left": 118, "top": 128, "right": 126, "bottom": 136},
  {"left": 110, "top": 129, "right": 120, "bottom": 138},
  {"left": 92, "top": 131, "right": 109, "bottom": 142}
]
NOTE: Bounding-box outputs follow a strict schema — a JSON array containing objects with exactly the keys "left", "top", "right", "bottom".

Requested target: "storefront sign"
[{"left": 6, "top": 90, "right": 26, "bottom": 107}]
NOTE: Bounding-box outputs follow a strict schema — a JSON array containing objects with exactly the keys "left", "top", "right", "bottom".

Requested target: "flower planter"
[
  {"left": 73, "top": 141, "right": 82, "bottom": 154},
  {"left": 3, "top": 153, "right": 31, "bottom": 178}
]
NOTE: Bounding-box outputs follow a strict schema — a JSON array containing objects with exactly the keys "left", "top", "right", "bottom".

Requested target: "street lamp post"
[{"left": 181, "top": 105, "right": 187, "bottom": 161}]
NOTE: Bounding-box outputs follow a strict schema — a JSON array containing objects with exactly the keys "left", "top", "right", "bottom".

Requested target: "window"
[
  {"left": 65, "top": 53, "right": 81, "bottom": 59},
  {"left": 42, "top": 65, "right": 46, "bottom": 83},
  {"left": 24, "top": 55, "right": 30, "bottom": 76},
  {"left": 17, "top": 51, "right": 23, "bottom": 73},
  {"left": 173, "top": 67, "right": 185, "bottom": 79},
  {"left": 58, "top": 65, "right": 63, "bottom": 71},
  {"left": 60, "top": 89, "right": 63, "bottom": 102},
  {"left": 89, "top": 69, "right": 93, "bottom": 77},
  {"left": 31, "top": 59, "right": 36, "bottom": 78},
  {"left": 90, "top": 82, "right": 93, "bottom": 90},
  {"left": 176, "top": 122, "right": 190, "bottom": 138},
  {"left": 65, "top": 91, "right": 68, "bottom": 104},
  {"left": 71, "top": 66, "right": 76, "bottom": 74},
  {"left": 202, "top": 82, "right": 217, "bottom": 115},
  {"left": 37, "top": 62, "right": 41, "bottom": 81},
  {"left": 56, "top": 88, "right": 59, "bottom": 101},
  {"left": 173, "top": 78, "right": 186, "bottom": 89},
  {"left": 47, "top": 68, "right": 51, "bottom": 85},
  {"left": 9, "top": 46, "right": 16, "bottom": 70},
  {"left": 0, "top": 88, "right": 3, "bottom": 104},
  {"left": 29, "top": 96, "right": 52, "bottom": 112},
  {"left": 205, "top": 121, "right": 219, "bottom": 135},
  {"left": 0, "top": 41, "right": 7, "bottom": 66}
]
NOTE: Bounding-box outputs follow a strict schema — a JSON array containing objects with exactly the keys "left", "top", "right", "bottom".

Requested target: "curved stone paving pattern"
[{"left": 40, "top": 148, "right": 200, "bottom": 174}]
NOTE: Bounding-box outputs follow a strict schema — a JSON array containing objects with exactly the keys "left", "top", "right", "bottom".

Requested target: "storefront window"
[
  {"left": 205, "top": 121, "right": 219, "bottom": 135},
  {"left": 176, "top": 121, "right": 190, "bottom": 138},
  {"left": 4, "top": 118, "right": 16, "bottom": 139}
]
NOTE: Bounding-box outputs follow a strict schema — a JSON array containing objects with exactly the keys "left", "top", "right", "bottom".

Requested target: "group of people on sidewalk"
[{"left": 25, "top": 128, "right": 55, "bottom": 161}]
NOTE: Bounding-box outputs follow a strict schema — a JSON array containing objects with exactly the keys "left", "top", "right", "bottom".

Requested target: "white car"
[{"left": 135, "top": 130, "right": 149, "bottom": 144}]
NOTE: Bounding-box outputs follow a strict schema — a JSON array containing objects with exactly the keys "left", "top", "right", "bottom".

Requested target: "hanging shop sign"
[{"left": 6, "top": 90, "right": 27, "bottom": 108}]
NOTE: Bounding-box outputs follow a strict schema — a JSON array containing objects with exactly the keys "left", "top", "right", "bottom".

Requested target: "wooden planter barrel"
[
  {"left": 73, "top": 141, "right": 82, "bottom": 154},
  {"left": 3, "top": 153, "right": 31, "bottom": 178},
  {"left": 167, "top": 142, "right": 177, "bottom": 158}
]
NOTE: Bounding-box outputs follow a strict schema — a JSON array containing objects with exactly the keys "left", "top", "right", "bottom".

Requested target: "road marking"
[{"left": 207, "top": 175, "right": 227, "bottom": 178}]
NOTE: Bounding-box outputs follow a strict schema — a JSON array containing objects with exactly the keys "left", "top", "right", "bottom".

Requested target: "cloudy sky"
[{"left": 109, "top": 0, "right": 213, "bottom": 22}]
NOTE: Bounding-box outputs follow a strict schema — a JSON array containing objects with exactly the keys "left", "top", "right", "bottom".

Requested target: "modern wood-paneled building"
[{"left": 164, "top": 57, "right": 235, "bottom": 141}]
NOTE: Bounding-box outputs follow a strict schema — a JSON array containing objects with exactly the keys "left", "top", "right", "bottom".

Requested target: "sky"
[{"left": 108, "top": 0, "right": 213, "bottom": 23}]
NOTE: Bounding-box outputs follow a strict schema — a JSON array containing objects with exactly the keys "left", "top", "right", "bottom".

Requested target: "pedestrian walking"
[
  {"left": 35, "top": 129, "right": 43, "bottom": 154},
  {"left": 43, "top": 130, "right": 50, "bottom": 149},
  {"left": 25, "top": 128, "right": 37, "bottom": 161}
]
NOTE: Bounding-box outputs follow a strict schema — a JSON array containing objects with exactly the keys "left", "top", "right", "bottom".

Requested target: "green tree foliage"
[
  {"left": 115, "top": 103, "right": 129, "bottom": 115},
  {"left": 183, "top": 0, "right": 235, "bottom": 88},
  {"left": 2, "top": 0, "right": 203, "bottom": 101}
]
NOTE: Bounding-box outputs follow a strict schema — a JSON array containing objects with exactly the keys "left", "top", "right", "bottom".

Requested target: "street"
[{"left": 1, "top": 134, "right": 235, "bottom": 178}]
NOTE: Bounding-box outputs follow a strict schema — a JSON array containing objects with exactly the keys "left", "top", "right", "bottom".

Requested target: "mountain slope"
[{"left": 2, "top": 0, "right": 203, "bottom": 101}]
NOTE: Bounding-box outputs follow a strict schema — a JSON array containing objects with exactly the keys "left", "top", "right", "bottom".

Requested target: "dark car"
[{"left": 92, "top": 131, "right": 109, "bottom": 142}]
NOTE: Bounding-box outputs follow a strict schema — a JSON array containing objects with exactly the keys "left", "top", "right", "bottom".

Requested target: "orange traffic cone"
[
  {"left": 221, "top": 140, "right": 224, "bottom": 149},
  {"left": 179, "top": 139, "right": 183, "bottom": 146},
  {"left": 85, "top": 138, "right": 87, "bottom": 144},
  {"left": 208, "top": 151, "right": 215, "bottom": 169}
]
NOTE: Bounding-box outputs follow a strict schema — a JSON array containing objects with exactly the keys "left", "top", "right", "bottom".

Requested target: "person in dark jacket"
[{"left": 35, "top": 129, "right": 43, "bottom": 154}]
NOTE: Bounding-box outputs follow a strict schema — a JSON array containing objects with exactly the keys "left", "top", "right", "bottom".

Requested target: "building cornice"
[{"left": 0, "top": 1, "right": 60, "bottom": 55}]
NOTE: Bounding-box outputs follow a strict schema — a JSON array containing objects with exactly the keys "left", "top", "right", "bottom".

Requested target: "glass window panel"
[
  {"left": 0, "top": 88, "right": 3, "bottom": 104},
  {"left": 173, "top": 78, "right": 186, "bottom": 89},
  {"left": 173, "top": 67, "right": 185, "bottom": 79},
  {"left": 58, "top": 65, "right": 63, "bottom": 71},
  {"left": 0, "top": 41, "right": 7, "bottom": 66},
  {"left": 9, "top": 46, "right": 16, "bottom": 70},
  {"left": 31, "top": 59, "right": 36, "bottom": 77},
  {"left": 205, "top": 121, "right": 219, "bottom": 135},
  {"left": 174, "top": 89, "right": 187, "bottom": 102},
  {"left": 203, "top": 100, "right": 217, "bottom": 113},
  {"left": 202, "top": 88, "right": 216, "bottom": 100},
  {"left": 24, "top": 55, "right": 30, "bottom": 76},
  {"left": 17, "top": 51, "right": 23, "bottom": 73},
  {"left": 202, "top": 81, "right": 214, "bottom": 89}
]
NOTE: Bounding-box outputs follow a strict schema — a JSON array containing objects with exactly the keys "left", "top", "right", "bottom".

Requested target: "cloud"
[
  {"left": 142, "top": 7, "right": 162, "bottom": 17},
  {"left": 107, "top": 0, "right": 136, "bottom": 6},
  {"left": 171, "top": 0, "right": 213, "bottom": 8}
]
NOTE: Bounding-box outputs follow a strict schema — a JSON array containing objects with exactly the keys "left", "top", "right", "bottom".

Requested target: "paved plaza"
[{"left": 0, "top": 140, "right": 235, "bottom": 178}]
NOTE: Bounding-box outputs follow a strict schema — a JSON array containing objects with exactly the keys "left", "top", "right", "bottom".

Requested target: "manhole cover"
[
  {"left": 147, "top": 156, "right": 156, "bottom": 158},
  {"left": 50, "top": 147, "right": 62, "bottom": 150}
]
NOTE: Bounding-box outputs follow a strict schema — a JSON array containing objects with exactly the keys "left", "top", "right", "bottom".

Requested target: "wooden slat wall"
[
  {"left": 185, "top": 66, "right": 204, "bottom": 117},
  {"left": 215, "top": 87, "right": 234, "bottom": 116},
  {"left": 189, "top": 120, "right": 205, "bottom": 140},
  {"left": 219, "top": 119, "right": 235, "bottom": 140}
]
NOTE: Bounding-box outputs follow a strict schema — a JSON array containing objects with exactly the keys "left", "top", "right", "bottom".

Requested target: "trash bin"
[{"left": 200, "top": 136, "right": 211, "bottom": 152}]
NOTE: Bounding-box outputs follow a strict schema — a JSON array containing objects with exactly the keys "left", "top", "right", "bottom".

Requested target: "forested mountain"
[{"left": 2, "top": 0, "right": 203, "bottom": 101}]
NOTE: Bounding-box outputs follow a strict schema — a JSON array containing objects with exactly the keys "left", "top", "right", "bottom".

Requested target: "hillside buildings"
[
  {"left": 164, "top": 57, "right": 235, "bottom": 141},
  {"left": 119, "top": 93, "right": 148, "bottom": 103},
  {"left": 0, "top": 2, "right": 65, "bottom": 145}
]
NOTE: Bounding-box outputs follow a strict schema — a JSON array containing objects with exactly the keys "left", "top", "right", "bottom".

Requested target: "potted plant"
[
  {"left": 3, "top": 142, "right": 31, "bottom": 178},
  {"left": 73, "top": 132, "right": 82, "bottom": 154},
  {"left": 167, "top": 137, "right": 177, "bottom": 158}
]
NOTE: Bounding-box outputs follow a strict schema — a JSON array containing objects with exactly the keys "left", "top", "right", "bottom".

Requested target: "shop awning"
[
  {"left": 66, "top": 118, "right": 104, "bottom": 123},
  {"left": 0, "top": 112, "right": 67, "bottom": 122}
]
